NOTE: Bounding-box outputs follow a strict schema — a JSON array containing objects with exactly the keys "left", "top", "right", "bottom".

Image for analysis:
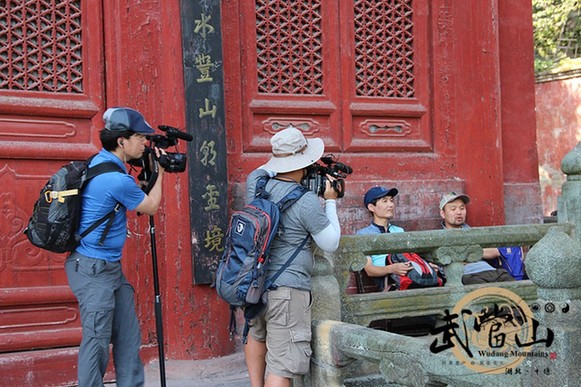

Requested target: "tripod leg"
[{"left": 149, "top": 215, "right": 166, "bottom": 387}]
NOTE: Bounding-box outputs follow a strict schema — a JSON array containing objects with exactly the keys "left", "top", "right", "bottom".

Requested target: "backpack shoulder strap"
[
  {"left": 265, "top": 234, "right": 310, "bottom": 290},
  {"left": 254, "top": 175, "right": 271, "bottom": 199},
  {"left": 240, "top": 233, "right": 308, "bottom": 345},
  {"left": 86, "top": 161, "right": 126, "bottom": 180},
  {"left": 261, "top": 185, "right": 309, "bottom": 290},
  {"left": 79, "top": 203, "right": 122, "bottom": 241},
  {"left": 276, "top": 185, "right": 308, "bottom": 212},
  {"left": 79, "top": 160, "right": 126, "bottom": 243}
]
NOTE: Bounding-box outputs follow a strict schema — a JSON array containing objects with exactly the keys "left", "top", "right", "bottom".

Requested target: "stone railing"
[
  {"left": 309, "top": 223, "right": 580, "bottom": 386},
  {"left": 328, "top": 224, "right": 572, "bottom": 325},
  {"left": 306, "top": 142, "right": 581, "bottom": 386}
]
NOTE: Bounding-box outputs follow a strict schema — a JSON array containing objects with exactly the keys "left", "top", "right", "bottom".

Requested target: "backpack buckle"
[
  {"left": 57, "top": 189, "right": 79, "bottom": 203},
  {"left": 44, "top": 189, "right": 79, "bottom": 204}
]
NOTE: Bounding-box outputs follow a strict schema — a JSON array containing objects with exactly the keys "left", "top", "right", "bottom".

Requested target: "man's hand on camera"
[
  {"left": 323, "top": 175, "right": 339, "bottom": 200},
  {"left": 153, "top": 147, "right": 167, "bottom": 174}
]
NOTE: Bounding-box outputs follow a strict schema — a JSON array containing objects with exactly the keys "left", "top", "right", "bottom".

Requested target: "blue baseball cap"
[
  {"left": 364, "top": 186, "right": 399, "bottom": 207},
  {"left": 102, "top": 107, "right": 155, "bottom": 134}
]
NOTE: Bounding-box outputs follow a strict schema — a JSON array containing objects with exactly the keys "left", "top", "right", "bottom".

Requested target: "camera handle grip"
[{"left": 142, "top": 158, "right": 159, "bottom": 195}]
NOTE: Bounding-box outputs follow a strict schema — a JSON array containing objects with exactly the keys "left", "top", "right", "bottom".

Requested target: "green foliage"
[{"left": 533, "top": 0, "right": 581, "bottom": 74}]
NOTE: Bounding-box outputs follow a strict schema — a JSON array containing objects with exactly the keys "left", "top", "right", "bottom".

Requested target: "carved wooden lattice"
[
  {"left": 354, "top": 0, "right": 414, "bottom": 98},
  {"left": 0, "top": 0, "right": 83, "bottom": 93},
  {"left": 255, "top": 0, "right": 323, "bottom": 95}
]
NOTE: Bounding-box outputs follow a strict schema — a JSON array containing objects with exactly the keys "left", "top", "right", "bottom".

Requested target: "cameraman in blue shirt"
[{"left": 65, "top": 107, "right": 165, "bottom": 387}]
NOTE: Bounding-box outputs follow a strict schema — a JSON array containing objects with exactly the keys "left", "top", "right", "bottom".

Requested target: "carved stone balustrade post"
[
  {"left": 559, "top": 141, "right": 581, "bottom": 244},
  {"left": 524, "top": 227, "right": 580, "bottom": 386}
]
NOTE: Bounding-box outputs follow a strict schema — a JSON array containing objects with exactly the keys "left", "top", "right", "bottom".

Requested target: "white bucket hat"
[{"left": 262, "top": 126, "right": 325, "bottom": 173}]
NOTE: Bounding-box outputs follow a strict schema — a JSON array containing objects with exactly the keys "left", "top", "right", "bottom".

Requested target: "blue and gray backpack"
[{"left": 215, "top": 176, "right": 308, "bottom": 343}]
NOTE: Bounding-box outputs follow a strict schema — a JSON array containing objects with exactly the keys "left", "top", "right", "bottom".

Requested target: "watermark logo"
[{"left": 429, "top": 287, "right": 554, "bottom": 374}]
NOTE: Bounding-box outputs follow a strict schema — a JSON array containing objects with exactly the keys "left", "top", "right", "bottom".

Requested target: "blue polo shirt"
[
  {"left": 75, "top": 149, "right": 146, "bottom": 261},
  {"left": 356, "top": 222, "right": 404, "bottom": 266}
]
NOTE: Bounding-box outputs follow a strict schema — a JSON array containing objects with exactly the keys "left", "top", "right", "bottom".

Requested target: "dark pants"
[
  {"left": 65, "top": 252, "right": 144, "bottom": 387},
  {"left": 462, "top": 268, "right": 515, "bottom": 285}
]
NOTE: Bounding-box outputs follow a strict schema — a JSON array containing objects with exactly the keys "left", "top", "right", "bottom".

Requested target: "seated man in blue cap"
[{"left": 356, "top": 186, "right": 414, "bottom": 290}]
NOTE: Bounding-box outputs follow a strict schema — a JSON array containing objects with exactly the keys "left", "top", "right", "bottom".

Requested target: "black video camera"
[
  {"left": 129, "top": 125, "right": 192, "bottom": 192},
  {"left": 145, "top": 125, "right": 192, "bottom": 173},
  {"left": 301, "top": 155, "right": 352, "bottom": 198}
]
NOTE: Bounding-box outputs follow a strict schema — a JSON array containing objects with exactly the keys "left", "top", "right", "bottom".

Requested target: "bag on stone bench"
[
  {"left": 352, "top": 269, "right": 382, "bottom": 293},
  {"left": 387, "top": 252, "right": 445, "bottom": 290}
]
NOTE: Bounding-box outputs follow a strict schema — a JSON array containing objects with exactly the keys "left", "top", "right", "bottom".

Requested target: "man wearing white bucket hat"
[{"left": 244, "top": 126, "right": 341, "bottom": 387}]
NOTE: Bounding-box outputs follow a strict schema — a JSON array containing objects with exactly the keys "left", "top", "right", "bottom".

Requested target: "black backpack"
[{"left": 24, "top": 156, "right": 125, "bottom": 253}]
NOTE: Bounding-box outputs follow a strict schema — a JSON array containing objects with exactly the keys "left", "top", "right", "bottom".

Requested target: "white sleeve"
[{"left": 311, "top": 199, "right": 341, "bottom": 252}]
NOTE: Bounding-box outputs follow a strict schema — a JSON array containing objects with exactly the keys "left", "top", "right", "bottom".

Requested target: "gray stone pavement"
[{"left": 143, "top": 351, "right": 251, "bottom": 387}]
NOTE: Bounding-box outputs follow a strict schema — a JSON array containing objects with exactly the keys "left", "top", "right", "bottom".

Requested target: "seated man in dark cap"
[
  {"left": 356, "top": 186, "right": 414, "bottom": 291},
  {"left": 356, "top": 186, "right": 441, "bottom": 335}
]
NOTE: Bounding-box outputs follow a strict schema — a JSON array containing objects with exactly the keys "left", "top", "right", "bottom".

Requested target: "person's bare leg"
[
  {"left": 244, "top": 335, "right": 267, "bottom": 387},
  {"left": 265, "top": 374, "right": 292, "bottom": 387}
]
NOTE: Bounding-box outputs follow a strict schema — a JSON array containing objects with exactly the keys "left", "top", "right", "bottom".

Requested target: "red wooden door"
[
  {"left": 0, "top": 0, "right": 105, "bottom": 355},
  {"left": 233, "top": 0, "right": 432, "bottom": 153},
  {"left": 223, "top": 0, "right": 445, "bottom": 234}
]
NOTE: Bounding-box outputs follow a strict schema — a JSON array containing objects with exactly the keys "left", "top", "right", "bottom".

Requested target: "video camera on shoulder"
[
  {"left": 129, "top": 125, "right": 192, "bottom": 193},
  {"left": 130, "top": 125, "right": 192, "bottom": 173},
  {"left": 300, "top": 154, "right": 352, "bottom": 198}
]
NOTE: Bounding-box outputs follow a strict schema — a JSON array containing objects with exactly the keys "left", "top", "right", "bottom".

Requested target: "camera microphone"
[{"left": 158, "top": 125, "right": 193, "bottom": 142}]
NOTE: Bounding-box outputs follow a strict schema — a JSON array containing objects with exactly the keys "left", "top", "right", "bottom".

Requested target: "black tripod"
[
  {"left": 148, "top": 213, "right": 167, "bottom": 387},
  {"left": 138, "top": 157, "right": 166, "bottom": 386}
]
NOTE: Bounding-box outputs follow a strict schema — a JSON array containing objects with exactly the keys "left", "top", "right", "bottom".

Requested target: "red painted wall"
[
  {"left": 535, "top": 75, "right": 581, "bottom": 216},
  {"left": 223, "top": 0, "right": 541, "bottom": 234},
  {"left": 498, "top": 0, "right": 544, "bottom": 225},
  {"left": 452, "top": 1, "right": 505, "bottom": 226},
  {"left": 2, "top": 2, "right": 233, "bottom": 385}
]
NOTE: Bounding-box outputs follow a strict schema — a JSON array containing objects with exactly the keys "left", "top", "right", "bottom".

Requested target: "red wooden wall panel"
[
  {"left": 225, "top": 0, "right": 487, "bottom": 234},
  {"left": 238, "top": 0, "right": 343, "bottom": 153},
  {"left": 1, "top": 2, "right": 235, "bottom": 384},
  {"left": 498, "top": 0, "right": 544, "bottom": 225},
  {"left": 100, "top": 0, "right": 235, "bottom": 361},
  {"left": 223, "top": 0, "right": 541, "bottom": 234},
  {"left": 447, "top": 0, "right": 506, "bottom": 226},
  {"left": 0, "top": 0, "right": 105, "bottom": 359},
  {"left": 340, "top": 0, "right": 433, "bottom": 154}
]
